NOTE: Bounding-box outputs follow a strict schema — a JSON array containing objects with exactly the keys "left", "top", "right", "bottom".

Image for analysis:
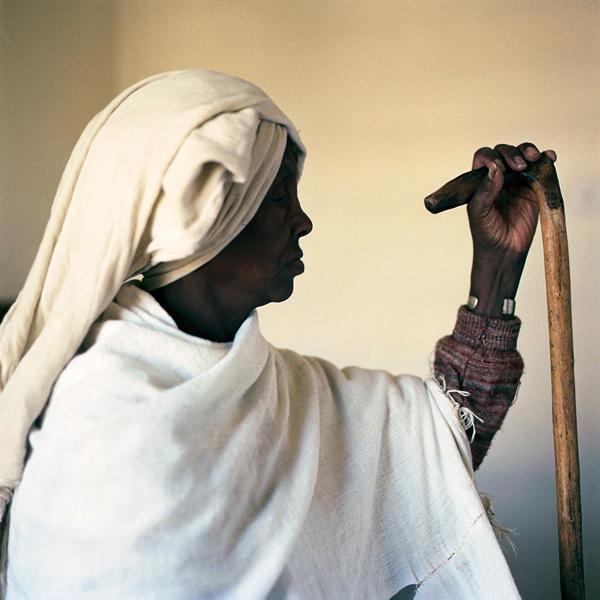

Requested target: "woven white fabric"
[
  {"left": 7, "top": 284, "right": 521, "bottom": 599},
  {"left": 0, "top": 70, "right": 304, "bottom": 514}
]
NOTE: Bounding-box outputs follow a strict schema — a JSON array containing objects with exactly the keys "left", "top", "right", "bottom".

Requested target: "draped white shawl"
[
  {"left": 0, "top": 70, "right": 304, "bottom": 514},
  {"left": 7, "top": 284, "right": 521, "bottom": 599}
]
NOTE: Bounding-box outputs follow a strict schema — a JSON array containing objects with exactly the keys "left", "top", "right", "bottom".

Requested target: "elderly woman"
[{"left": 0, "top": 70, "right": 554, "bottom": 599}]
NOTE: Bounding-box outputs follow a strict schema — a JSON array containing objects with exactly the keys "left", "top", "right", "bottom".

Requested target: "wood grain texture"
[{"left": 537, "top": 190, "right": 585, "bottom": 600}]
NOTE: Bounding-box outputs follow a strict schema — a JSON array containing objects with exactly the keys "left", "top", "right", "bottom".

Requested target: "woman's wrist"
[
  {"left": 469, "top": 251, "right": 526, "bottom": 318},
  {"left": 467, "top": 294, "right": 516, "bottom": 319}
]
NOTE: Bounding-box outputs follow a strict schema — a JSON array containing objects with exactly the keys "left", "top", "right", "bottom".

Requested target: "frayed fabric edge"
[
  {"left": 480, "top": 493, "right": 518, "bottom": 555},
  {"left": 429, "top": 357, "right": 484, "bottom": 443},
  {"left": 414, "top": 509, "right": 489, "bottom": 592},
  {"left": 428, "top": 357, "right": 517, "bottom": 556},
  {"left": 412, "top": 507, "right": 518, "bottom": 596}
]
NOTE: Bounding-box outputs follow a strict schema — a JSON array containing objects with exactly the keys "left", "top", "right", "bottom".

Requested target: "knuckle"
[
  {"left": 474, "top": 146, "right": 493, "bottom": 158},
  {"left": 519, "top": 141, "right": 539, "bottom": 153},
  {"left": 494, "top": 143, "right": 515, "bottom": 154}
]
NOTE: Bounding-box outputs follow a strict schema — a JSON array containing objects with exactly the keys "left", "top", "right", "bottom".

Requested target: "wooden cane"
[{"left": 424, "top": 156, "right": 585, "bottom": 599}]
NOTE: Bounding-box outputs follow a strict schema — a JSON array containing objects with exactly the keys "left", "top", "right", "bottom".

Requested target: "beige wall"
[{"left": 1, "top": 1, "right": 598, "bottom": 597}]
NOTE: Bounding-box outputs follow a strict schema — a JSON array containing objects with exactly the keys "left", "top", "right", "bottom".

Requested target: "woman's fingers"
[
  {"left": 494, "top": 143, "right": 532, "bottom": 171},
  {"left": 473, "top": 143, "right": 557, "bottom": 172},
  {"left": 470, "top": 156, "right": 504, "bottom": 214},
  {"left": 542, "top": 149, "right": 557, "bottom": 162},
  {"left": 516, "top": 142, "right": 541, "bottom": 161},
  {"left": 472, "top": 146, "right": 504, "bottom": 171}
]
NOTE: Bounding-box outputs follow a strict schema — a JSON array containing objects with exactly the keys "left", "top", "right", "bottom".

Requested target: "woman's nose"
[{"left": 292, "top": 200, "right": 313, "bottom": 238}]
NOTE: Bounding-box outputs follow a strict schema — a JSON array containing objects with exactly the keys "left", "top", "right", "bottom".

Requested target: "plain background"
[{"left": 0, "top": 1, "right": 598, "bottom": 598}]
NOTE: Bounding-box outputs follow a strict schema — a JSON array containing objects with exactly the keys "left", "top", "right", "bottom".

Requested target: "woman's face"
[{"left": 205, "top": 139, "right": 313, "bottom": 307}]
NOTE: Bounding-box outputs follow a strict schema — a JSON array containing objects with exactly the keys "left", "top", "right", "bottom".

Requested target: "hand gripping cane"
[{"left": 424, "top": 156, "right": 585, "bottom": 600}]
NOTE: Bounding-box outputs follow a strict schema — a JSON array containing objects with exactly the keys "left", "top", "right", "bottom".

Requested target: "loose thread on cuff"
[{"left": 430, "top": 356, "right": 484, "bottom": 443}]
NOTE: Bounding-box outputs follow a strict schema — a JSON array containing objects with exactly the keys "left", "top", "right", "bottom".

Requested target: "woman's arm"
[
  {"left": 434, "top": 307, "right": 523, "bottom": 470},
  {"left": 434, "top": 142, "right": 556, "bottom": 469}
]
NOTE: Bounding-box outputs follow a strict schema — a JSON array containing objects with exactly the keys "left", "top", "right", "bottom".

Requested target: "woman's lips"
[
  {"left": 285, "top": 251, "right": 305, "bottom": 274},
  {"left": 287, "top": 258, "right": 305, "bottom": 273}
]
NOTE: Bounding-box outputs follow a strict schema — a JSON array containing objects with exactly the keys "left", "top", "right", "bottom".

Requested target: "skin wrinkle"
[{"left": 150, "top": 139, "right": 312, "bottom": 343}]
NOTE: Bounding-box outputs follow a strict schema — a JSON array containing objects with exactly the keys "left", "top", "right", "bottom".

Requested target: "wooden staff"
[{"left": 424, "top": 156, "right": 585, "bottom": 599}]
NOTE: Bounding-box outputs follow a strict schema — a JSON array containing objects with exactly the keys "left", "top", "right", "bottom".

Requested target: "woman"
[{"left": 0, "top": 70, "right": 554, "bottom": 599}]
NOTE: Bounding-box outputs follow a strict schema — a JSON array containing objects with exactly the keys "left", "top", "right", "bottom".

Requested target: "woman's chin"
[{"left": 261, "top": 279, "right": 296, "bottom": 306}]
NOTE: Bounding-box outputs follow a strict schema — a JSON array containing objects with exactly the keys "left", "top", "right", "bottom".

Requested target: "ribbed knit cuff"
[{"left": 453, "top": 305, "right": 521, "bottom": 352}]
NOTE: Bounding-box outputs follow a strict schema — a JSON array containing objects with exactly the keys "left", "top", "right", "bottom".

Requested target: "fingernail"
[
  {"left": 487, "top": 163, "right": 498, "bottom": 180},
  {"left": 515, "top": 157, "right": 527, "bottom": 168}
]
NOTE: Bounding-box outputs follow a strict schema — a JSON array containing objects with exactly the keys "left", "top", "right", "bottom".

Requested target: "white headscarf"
[{"left": 0, "top": 70, "right": 305, "bottom": 516}]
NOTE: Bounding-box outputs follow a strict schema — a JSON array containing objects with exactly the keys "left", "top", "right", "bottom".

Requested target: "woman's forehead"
[
  {"left": 280, "top": 139, "right": 299, "bottom": 178},
  {"left": 265, "top": 143, "right": 298, "bottom": 197}
]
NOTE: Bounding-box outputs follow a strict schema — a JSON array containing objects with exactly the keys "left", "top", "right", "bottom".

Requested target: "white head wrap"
[{"left": 0, "top": 70, "right": 305, "bottom": 515}]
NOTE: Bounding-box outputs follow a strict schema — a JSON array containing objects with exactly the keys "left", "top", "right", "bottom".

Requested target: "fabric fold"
[
  {"left": 6, "top": 284, "right": 520, "bottom": 599},
  {"left": 0, "top": 70, "right": 304, "bottom": 514}
]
